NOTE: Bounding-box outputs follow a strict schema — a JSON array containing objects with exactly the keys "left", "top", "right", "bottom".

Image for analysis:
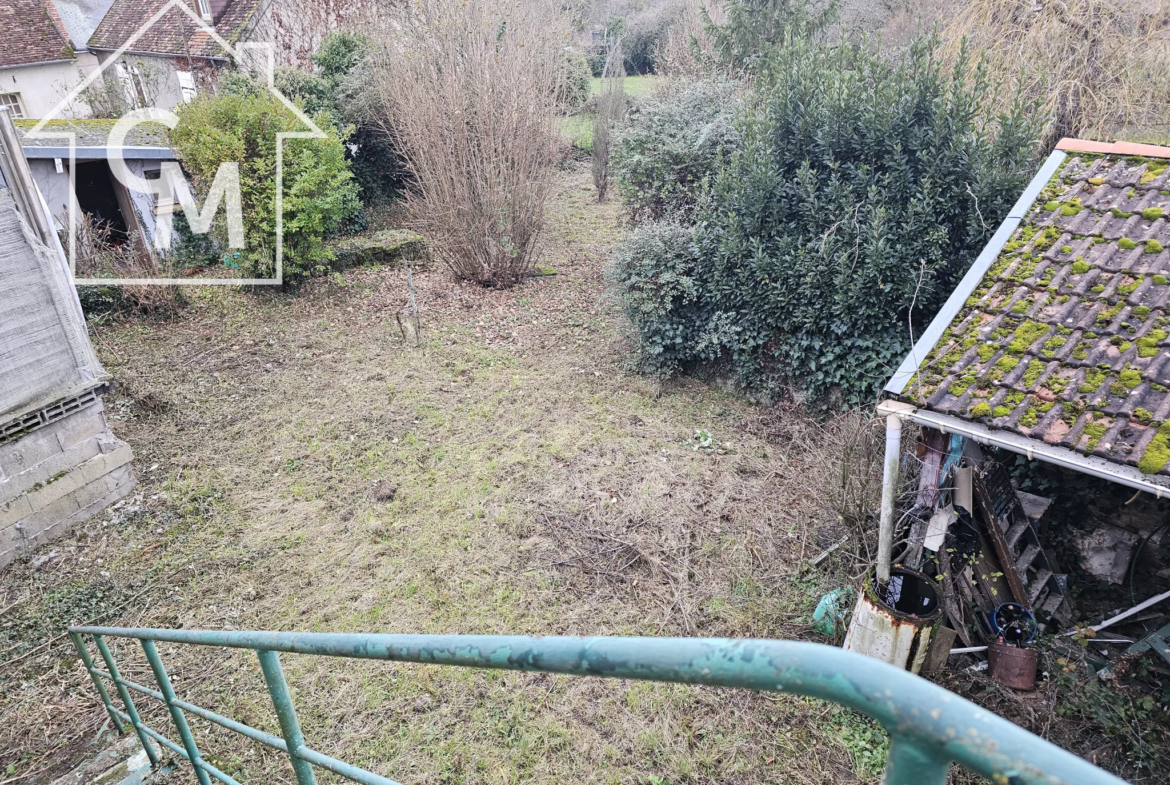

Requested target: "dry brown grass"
[
  {"left": 0, "top": 162, "right": 894, "bottom": 785},
  {"left": 70, "top": 213, "right": 182, "bottom": 313},
  {"left": 942, "top": 0, "right": 1170, "bottom": 148}
]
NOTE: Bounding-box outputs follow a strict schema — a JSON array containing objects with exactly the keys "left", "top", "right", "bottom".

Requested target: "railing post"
[
  {"left": 257, "top": 649, "right": 318, "bottom": 785},
  {"left": 882, "top": 736, "right": 950, "bottom": 785},
  {"left": 69, "top": 632, "right": 125, "bottom": 734},
  {"left": 141, "top": 639, "right": 212, "bottom": 785},
  {"left": 93, "top": 635, "right": 161, "bottom": 767}
]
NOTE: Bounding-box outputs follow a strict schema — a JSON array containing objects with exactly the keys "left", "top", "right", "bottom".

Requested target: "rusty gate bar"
[{"left": 69, "top": 627, "right": 1128, "bottom": 785}]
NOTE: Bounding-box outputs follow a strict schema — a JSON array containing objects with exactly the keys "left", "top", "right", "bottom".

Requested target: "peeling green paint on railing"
[{"left": 68, "top": 627, "right": 1128, "bottom": 785}]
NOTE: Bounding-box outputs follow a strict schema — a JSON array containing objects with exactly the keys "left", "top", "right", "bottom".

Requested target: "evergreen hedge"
[{"left": 614, "top": 35, "right": 1038, "bottom": 405}]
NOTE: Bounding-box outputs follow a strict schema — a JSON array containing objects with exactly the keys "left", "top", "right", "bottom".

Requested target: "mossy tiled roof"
[
  {"left": 904, "top": 150, "right": 1170, "bottom": 476},
  {"left": 14, "top": 119, "right": 171, "bottom": 148},
  {"left": 87, "top": 0, "right": 260, "bottom": 58}
]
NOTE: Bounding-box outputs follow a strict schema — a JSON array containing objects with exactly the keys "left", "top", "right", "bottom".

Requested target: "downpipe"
[{"left": 876, "top": 410, "right": 903, "bottom": 585}]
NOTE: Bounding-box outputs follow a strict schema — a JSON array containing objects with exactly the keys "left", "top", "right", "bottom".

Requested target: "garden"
[{"left": 2, "top": 0, "right": 1170, "bottom": 783}]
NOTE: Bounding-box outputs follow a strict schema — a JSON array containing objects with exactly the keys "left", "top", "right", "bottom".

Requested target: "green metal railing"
[{"left": 69, "top": 627, "right": 1127, "bottom": 785}]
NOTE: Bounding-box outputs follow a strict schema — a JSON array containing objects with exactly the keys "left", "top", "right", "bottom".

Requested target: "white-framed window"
[
  {"left": 196, "top": 0, "right": 213, "bottom": 22},
  {"left": 0, "top": 92, "right": 26, "bottom": 119},
  {"left": 176, "top": 70, "right": 197, "bottom": 103}
]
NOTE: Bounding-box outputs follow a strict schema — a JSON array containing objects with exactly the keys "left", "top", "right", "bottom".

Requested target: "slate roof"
[
  {"left": 1, "top": 0, "right": 73, "bottom": 68},
  {"left": 897, "top": 142, "right": 1170, "bottom": 476},
  {"left": 87, "top": 0, "right": 260, "bottom": 58}
]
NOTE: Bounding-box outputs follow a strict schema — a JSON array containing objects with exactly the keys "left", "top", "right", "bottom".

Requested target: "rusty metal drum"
[{"left": 843, "top": 565, "right": 943, "bottom": 674}]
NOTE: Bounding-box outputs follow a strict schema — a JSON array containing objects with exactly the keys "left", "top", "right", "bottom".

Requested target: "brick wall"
[{"left": 0, "top": 399, "right": 135, "bottom": 567}]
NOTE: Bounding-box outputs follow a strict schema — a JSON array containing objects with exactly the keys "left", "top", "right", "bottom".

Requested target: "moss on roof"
[
  {"left": 905, "top": 151, "right": 1170, "bottom": 475},
  {"left": 15, "top": 119, "right": 171, "bottom": 148}
]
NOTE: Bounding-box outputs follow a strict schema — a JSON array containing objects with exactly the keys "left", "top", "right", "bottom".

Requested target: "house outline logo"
[{"left": 26, "top": 0, "right": 328, "bottom": 286}]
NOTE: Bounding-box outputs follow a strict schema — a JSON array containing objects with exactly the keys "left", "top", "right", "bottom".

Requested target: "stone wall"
[{"left": 0, "top": 398, "right": 134, "bottom": 568}]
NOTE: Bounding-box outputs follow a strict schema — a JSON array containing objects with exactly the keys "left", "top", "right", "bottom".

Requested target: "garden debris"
[
  {"left": 1063, "top": 588, "right": 1170, "bottom": 638},
  {"left": 1078, "top": 525, "right": 1141, "bottom": 585},
  {"left": 812, "top": 586, "right": 853, "bottom": 637}
]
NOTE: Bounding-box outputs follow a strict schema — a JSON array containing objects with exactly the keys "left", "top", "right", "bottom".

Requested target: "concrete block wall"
[{"left": 0, "top": 398, "right": 135, "bottom": 568}]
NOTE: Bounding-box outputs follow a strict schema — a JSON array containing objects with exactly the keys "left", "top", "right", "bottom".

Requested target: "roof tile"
[
  {"left": 905, "top": 149, "right": 1170, "bottom": 476},
  {"left": 87, "top": 0, "right": 259, "bottom": 58},
  {"left": 1, "top": 0, "right": 72, "bottom": 68}
]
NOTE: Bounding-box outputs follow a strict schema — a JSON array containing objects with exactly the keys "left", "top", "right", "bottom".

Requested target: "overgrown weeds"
[
  {"left": 71, "top": 213, "right": 183, "bottom": 315},
  {"left": 942, "top": 0, "right": 1170, "bottom": 148}
]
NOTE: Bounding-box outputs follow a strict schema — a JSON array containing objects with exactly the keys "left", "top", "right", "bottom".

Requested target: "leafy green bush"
[
  {"left": 171, "top": 90, "right": 360, "bottom": 283},
  {"left": 613, "top": 79, "right": 740, "bottom": 221},
  {"left": 264, "top": 32, "right": 408, "bottom": 206},
  {"left": 610, "top": 221, "right": 704, "bottom": 366},
  {"left": 614, "top": 35, "right": 1038, "bottom": 405}
]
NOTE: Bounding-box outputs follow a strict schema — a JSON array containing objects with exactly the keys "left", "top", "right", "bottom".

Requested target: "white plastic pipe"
[{"left": 876, "top": 413, "right": 902, "bottom": 585}]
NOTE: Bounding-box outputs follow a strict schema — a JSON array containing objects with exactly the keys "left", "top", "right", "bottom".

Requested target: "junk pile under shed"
[
  {"left": 0, "top": 107, "right": 134, "bottom": 568},
  {"left": 844, "top": 139, "right": 1170, "bottom": 689}
]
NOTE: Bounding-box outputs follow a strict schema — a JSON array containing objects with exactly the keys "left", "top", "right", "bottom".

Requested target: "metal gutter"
[
  {"left": 0, "top": 59, "right": 75, "bottom": 71},
  {"left": 87, "top": 47, "right": 229, "bottom": 63},
  {"left": 877, "top": 400, "right": 1170, "bottom": 498},
  {"left": 884, "top": 150, "right": 1068, "bottom": 395},
  {"left": 20, "top": 146, "right": 175, "bottom": 159}
]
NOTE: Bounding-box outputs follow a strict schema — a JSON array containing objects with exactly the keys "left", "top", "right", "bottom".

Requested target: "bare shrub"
[
  {"left": 656, "top": 0, "right": 725, "bottom": 77},
  {"left": 592, "top": 38, "right": 626, "bottom": 203},
  {"left": 942, "top": 0, "right": 1170, "bottom": 148},
  {"left": 70, "top": 213, "right": 181, "bottom": 313},
  {"left": 369, "top": 0, "right": 569, "bottom": 288},
  {"left": 77, "top": 58, "right": 172, "bottom": 119}
]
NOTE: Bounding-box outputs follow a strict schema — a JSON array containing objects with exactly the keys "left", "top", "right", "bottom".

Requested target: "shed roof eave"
[
  {"left": 878, "top": 400, "right": 1170, "bottom": 498},
  {"left": 884, "top": 149, "right": 1070, "bottom": 396},
  {"left": 21, "top": 145, "right": 175, "bottom": 159}
]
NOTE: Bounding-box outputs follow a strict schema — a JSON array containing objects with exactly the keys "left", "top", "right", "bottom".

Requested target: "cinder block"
[
  {"left": 25, "top": 466, "right": 87, "bottom": 512},
  {"left": 0, "top": 435, "right": 101, "bottom": 507},
  {"left": 23, "top": 474, "right": 135, "bottom": 553},
  {"left": 0, "top": 426, "right": 64, "bottom": 478},
  {"left": 0, "top": 494, "right": 33, "bottom": 529},
  {"left": 0, "top": 523, "right": 27, "bottom": 568},
  {"left": 53, "top": 405, "right": 108, "bottom": 450},
  {"left": 79, "top": 442, "right": 133, "bottom": 485},
  {"left": 101, "top": 462, "right": 135, "bottom": 494},
  {"left": 17, "top": 491, "right": 80, "bottom": 545}
]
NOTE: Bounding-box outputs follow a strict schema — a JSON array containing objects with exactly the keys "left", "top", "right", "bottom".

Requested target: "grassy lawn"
[
  {"left": 0, "top": 162, "right": 885, "bottom": 785},
  {"left": 590, "top": 75, "right": 661, "bottom": 97},
  {"left": 1, "top": 158, "right": 1157, "bottom": 785}
]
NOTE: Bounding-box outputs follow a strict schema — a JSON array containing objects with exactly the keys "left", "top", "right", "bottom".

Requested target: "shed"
[
  {"left": 855, "top": 140, "right": 1170, "bottom": 661},
  {"left": 15, "top": 118, "right": 178, "bottom": 250},
  {"left": 885, "top": 139, "right": 1170, "bottom": 490}
]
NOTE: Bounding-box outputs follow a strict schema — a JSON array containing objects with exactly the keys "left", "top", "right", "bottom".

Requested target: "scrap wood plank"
[
  {"left": 973, "top": 468, "right": 1031, "bottom": 608},
  {"left": 935, "top": 549, "right": 978, "bottom": 648}
]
